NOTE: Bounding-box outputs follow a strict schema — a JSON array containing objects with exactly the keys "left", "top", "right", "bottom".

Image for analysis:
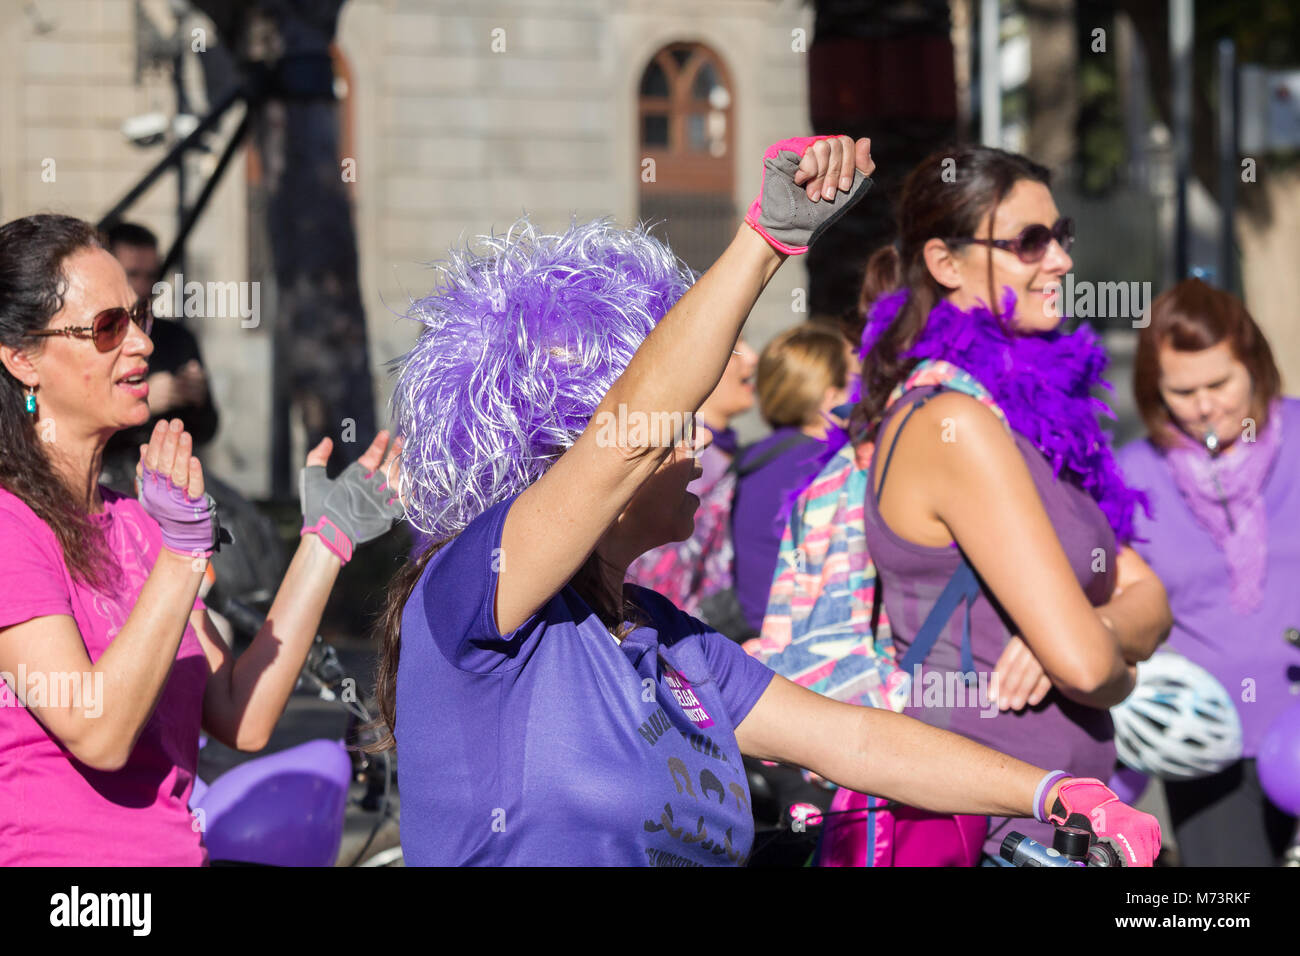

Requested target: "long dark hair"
[
  {"left": 367, "top": 529, "right": 647, "bottom": 753},
  {"left": 0, "top": 214, "right": 116, "bottom": 588},
  {"left": 851, "top": 145, "right": 1052, "bottom": 442}
]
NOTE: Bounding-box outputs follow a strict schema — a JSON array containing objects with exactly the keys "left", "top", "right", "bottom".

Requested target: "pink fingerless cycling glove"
[
  {"left": 744, "top": 135, "right": 873, "bottom": 255},
  {"left": 1048, "top": 777, "right": 1162, "bottom": 867},
  {"left": 137, "top": 464, "right": 223, "bottom": 557}
]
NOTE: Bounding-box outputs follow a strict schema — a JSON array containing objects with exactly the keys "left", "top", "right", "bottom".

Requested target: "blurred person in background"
[
  {"left": 625, "top": 339, "right": 757, "bottom": 638},
  {"left": 1118, "top": 278, "right": 1300, "bottom": 866},
  {"left": 100, "top": 222, "right": 218, "bottom": 493},
  {"left": 731, "top": 323, "right": 852, "bottom": 636}
]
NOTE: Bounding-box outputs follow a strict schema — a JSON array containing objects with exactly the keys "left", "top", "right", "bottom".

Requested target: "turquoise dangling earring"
[{"left": 24, "top": 387, "right": 36, "bottom": 415}]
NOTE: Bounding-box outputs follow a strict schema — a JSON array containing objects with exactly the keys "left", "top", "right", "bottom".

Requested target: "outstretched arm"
[{"left": 735, "top": 674, "right": 1162, "bottom": 865}]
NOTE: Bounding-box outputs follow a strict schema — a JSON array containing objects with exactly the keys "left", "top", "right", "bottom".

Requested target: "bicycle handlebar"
[{"left": 1001, "top": 822, "right": 1123, "bottom": 867}]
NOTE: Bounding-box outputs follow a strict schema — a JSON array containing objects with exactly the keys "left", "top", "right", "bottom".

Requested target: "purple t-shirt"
[
  {"left": 1117, "top": 397, "right": 1300, "bottom": 756},
  {"left": 396, "top": 490, "right": 776, "bottom": 866},
  {"left": 732, "top": 428, "right": 826, "bottom": 633}
]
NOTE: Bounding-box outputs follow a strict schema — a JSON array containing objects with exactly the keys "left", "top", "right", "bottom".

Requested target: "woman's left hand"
[
  {"left": 300, "top": 430, "right": 405, "bottom": 564},
  {"left": 992, "top": 635, "right": 1053, "bottom": 712}
]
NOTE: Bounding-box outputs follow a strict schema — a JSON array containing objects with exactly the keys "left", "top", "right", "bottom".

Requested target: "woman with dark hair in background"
[
  {"left": 839, "top": 144, "right": 1173, "bottom": 862},
  {"left": 1117, "top": 278, "right": 1300, "bottom": 866},
  {"left": 0, "top": 214, "right": 402, "bottom": 864}
]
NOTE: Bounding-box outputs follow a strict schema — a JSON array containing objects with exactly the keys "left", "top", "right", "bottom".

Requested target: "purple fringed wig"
[{"left": 390, "top": 217, "right": 694, "bottom": 541}]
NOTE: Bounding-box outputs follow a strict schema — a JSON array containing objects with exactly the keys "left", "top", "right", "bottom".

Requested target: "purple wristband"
[
  {"left": 1034, "top": 770, "right": 1071, "bottom": 824},
  {"left": 137, "top": 465, "right": 217, "bottom": 556}
]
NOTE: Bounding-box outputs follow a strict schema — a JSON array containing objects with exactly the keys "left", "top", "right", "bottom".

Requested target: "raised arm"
[
  {"left": 492, "top": 136, "right": 875, "bottom": 634},
  {"left": 197, "top": 431, "right": 404, "bottom": 752}
]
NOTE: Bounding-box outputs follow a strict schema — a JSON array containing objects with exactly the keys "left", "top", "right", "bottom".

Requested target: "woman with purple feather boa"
[
  {"left": 839, "top": 144, "right": 1174, "bottom": 863},
  {"left": 370, "top": 135, "right": 1161, "bottom": 867}
]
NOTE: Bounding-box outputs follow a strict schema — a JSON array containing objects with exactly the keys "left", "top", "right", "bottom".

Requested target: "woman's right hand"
[
  {"left": 136, "top": 418, "right": 221, "bottom": 557},
  {"left": 744, "top": 134, "right": 875, "bottom": 255},
  {"left": 1048, "top": 777, "right": 1161, "bottom": 866},
  {"left": 992, "top": 635, "right": 1053, "bottom": 712},
  {"left": 137, "top": 418, "right": 204, "bottom": 500}
]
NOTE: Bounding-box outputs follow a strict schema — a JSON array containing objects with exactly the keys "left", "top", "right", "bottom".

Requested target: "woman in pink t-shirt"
[{"left": 0, "top": 215, "right": 403, "bottom": 865}]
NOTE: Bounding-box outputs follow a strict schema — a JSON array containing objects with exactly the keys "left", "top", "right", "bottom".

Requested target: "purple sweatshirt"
[
  {"left": 1117, "top": 397, "right": 1300, "bottom": 756},
  {"left": 732, "top": 427, "right": 826, "bottom": 633}
]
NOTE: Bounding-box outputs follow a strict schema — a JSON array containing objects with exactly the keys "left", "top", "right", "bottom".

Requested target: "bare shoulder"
[{"left": 881, "top": 390, "right": 1016, "bottom": 466}]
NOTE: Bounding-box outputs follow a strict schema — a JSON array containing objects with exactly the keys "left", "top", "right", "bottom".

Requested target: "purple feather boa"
[{"left": 849, "top": 288, "right": 1148, "bottom": 544}]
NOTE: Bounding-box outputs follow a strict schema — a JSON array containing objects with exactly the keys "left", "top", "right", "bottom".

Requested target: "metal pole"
[
  {"left": 1217, "top": 39, "right": 1237, "bottom": 295},
  {"left": 96, "top": 85, "right": 244, "bottom": 231},
  {"left": 173, "top": 17, "right": 189, "bottom": 281},
  {"left": 1171, "top": 0, "right": 1193, "bottom": 279},
  {"left": 980, "top": 0, "right": 1001, "bottom": 147},
  {"left": 158, "top": 110, "right": 252, "bottom": 279}
]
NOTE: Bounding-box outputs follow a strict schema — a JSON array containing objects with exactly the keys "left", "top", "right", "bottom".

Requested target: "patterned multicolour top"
[{"left": 743, "top": 361, "right": 1007, "bottom": 711}]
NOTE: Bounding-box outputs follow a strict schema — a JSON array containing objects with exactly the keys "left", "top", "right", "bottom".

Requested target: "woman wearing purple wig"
[{"left": 373, "top": 135, "right": 1162, "bottom": 866}]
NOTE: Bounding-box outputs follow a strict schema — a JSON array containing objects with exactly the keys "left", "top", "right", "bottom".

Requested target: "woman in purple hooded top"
[
  {"left": 368, "top": 135, "right": 1162, "bottom": 868},
  {"left": 1117, "top": 278, "right": 1300, "bottom": 866},
  {"left": 847, "top": 144, "right": 1174, "bottom": 861},
  {"left": 733, "top": 324, "right": 854, "bottom": 635}
]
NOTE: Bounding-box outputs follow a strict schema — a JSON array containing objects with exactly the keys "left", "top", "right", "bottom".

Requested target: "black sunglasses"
[
  {"left": 27, "top": 300, "right": 154, "bottom": 353},
  {"left": 945, "top": 217, "right": 1075, "bottom": 264}
]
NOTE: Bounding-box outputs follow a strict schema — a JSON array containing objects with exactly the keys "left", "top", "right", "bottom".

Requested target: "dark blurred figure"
[
  {"left": 101, "top": 223, "right": 218, "bottom": 491},
  {"left": 99, "top": 225, "right": 284, "bottom": 617}
]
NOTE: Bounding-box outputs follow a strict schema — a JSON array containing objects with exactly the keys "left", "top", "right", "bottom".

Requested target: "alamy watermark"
[
  {"left": 0, "top": 666, "right": 103, "bottom": 718},
  {"left": 151, "top": 273, "right": 260, "bottom": 328},
  {"left": 902, "top": 666, "right": 1000, "bottom": 719},
  {"left": 592, "top": 405, "right": 697, "bottom": 454},
  {"left": 1042, "top": 275, "right": 1153, "bottom": 326}
]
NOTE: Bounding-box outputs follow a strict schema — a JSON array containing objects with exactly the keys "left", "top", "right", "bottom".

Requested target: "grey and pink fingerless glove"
[
  {"left": 137, "top": 465, "right": 229, "bottom": 557},
  {"left": 1048, "top": 777, "right": 1162, "bottom": 867},
  {"left": 300, "top": 459, "right": 404, "bottom": 565},
  {"left": 744, "top": 135, "right": 873, "bottom": 255}
]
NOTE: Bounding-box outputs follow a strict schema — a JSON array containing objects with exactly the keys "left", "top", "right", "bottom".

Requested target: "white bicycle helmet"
[{"left": 1111, "top": 651, "right": 1243, "bottom": 780}]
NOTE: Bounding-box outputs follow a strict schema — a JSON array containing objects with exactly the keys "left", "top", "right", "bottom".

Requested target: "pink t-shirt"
[{"left": 0, "top": 485, "right": 208, "bottom": 866}]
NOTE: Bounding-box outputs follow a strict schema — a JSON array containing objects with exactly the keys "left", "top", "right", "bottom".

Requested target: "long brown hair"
[
  {"left": 0, "top": 214, "right": 116, "bottom": 589},
  {"left": 850, "top": 146, "right": 1052, "bottom": 442},
  {"left": 1134, "top": 278, "right": 1281, "bottom": 449},
  {"left": 367, "top": 528, "right": 648, "bottom": 753}
]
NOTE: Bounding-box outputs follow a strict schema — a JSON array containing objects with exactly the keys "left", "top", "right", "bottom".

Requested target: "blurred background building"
[{"left": 1, "top": 0, "right": 1297, "bottom": 503}]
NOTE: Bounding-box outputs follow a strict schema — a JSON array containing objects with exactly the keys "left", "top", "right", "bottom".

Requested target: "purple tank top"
[{"left": 863, "top": 387, "right": 1118, "bottom": 858}]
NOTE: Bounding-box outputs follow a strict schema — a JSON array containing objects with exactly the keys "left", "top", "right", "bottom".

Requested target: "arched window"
[{"left": 637, "top": 43, "right": 735, "bottom": 272}]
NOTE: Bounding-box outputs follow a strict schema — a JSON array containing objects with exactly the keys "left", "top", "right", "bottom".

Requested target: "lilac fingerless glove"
[{"left": 136, "top": 464, "right": 223, "bottom": 556}]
